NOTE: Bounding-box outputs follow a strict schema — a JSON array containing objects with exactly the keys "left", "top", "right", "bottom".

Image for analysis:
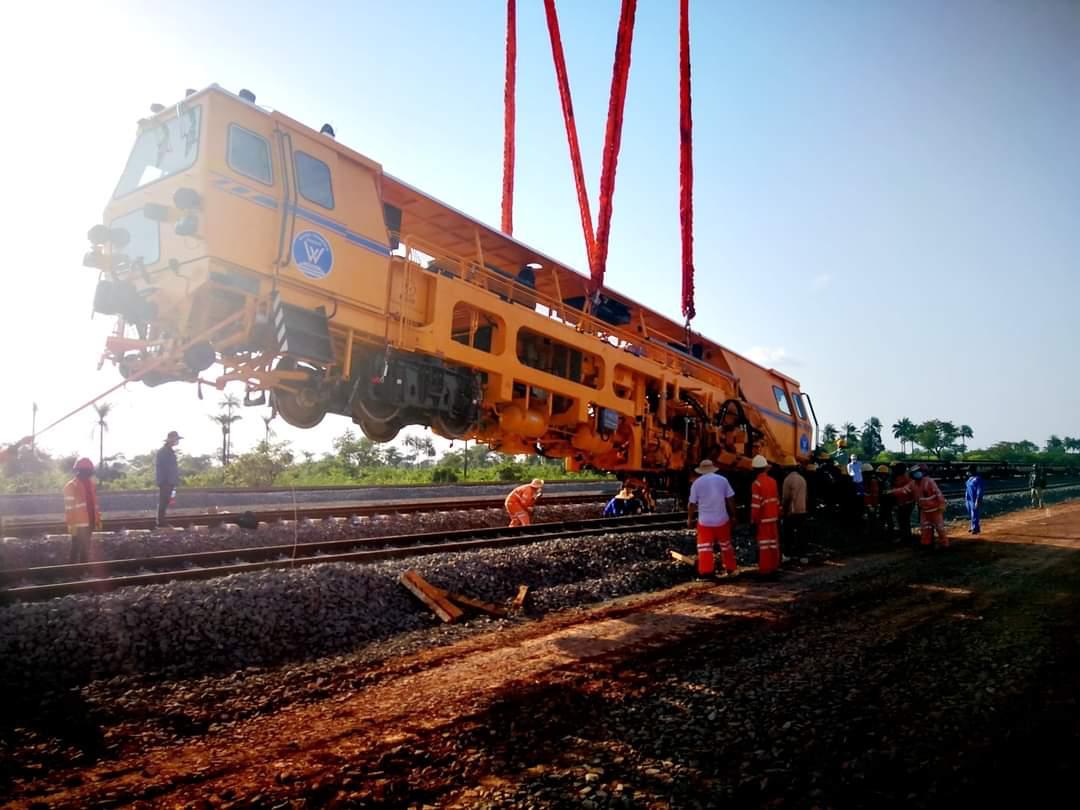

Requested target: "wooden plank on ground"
[
  {"left": 669, "top": 550, "right": 697, "bottom": 567},
  {"left": 437, "top": 589, "right": 508, "bottom": 617},
  {"left": 399, "top": 570, "right": 463, "bottom": 623},
  {"left": 511, "top": 584, "right": 529, "bottom": 610}
]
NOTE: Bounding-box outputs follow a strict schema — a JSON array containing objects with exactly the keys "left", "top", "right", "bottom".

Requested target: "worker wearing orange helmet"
[
  {"left": 505, "top": 479, "right": 544, "bottom": 527},
  {"left": 911, "top": 464, "right": 949, "bottom": 548},
  {"left": 750, "top": 454, "right": 781, "bottom": 574},
  {"left": 64, "top": 458, "right": 102, "bottom": 564}
]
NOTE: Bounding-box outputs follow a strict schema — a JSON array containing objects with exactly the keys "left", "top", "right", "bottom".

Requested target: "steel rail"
[
  {"left": 3, "top": 481, "right": 1076, "bottom": 602},
  {"left": 0, "top": 492, "right": 609, "bottom": 538},
  {"left": 0, "top": 513, "right": 685, "bottom": 601}
]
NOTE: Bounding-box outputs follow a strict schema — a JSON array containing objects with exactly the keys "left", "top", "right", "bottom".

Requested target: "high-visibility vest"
[
  {"left": 505, "top": 483, "right": 539, "bottom": 511},
  {"left": 915, "top": 477, "right": 945, "bottom": 514},
  {"left": 751, "top": 473, "right": 780, "bottom": 525},
  {"left": 63, "top": 477, "right": 100, "bottom": 532}
]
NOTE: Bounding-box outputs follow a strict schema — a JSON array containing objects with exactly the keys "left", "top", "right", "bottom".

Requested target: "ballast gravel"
[{"left": 0, "top": 522, "right": 746, "bottom": 694}]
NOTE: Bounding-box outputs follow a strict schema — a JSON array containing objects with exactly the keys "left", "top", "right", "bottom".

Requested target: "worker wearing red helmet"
[
  {"left": 64, "top": 458, "right": 102, "bottom": 564},
  {"left": 750, "top": 454, "right": 781, "bottom": 574},
  {"left": 911, "top": 464, "right": 949, "bottom": 549},
  {"left": 505, "top": 478, "right": 544, "bottom": 527}
]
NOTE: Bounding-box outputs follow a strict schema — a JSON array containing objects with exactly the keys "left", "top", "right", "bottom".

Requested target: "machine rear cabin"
[{"left": 87, "top": 85, "right": 815, "bottom": 484}]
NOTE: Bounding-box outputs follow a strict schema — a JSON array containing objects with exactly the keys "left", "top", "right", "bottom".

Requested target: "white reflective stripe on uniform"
[
  {"left": 762, "top": 498, "right": 779, "bottom": 504},
  {"left": 760, "top": 517, "right": 779, "bottom": 524}
]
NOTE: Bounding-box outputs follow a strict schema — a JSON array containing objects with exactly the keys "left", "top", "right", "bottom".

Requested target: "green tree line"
[{"left": 820, "top": 417, "right": 1080, "bottom": 465}]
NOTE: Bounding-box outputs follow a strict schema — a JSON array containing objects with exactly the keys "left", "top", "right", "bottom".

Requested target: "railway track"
[
  {"left": 3, "top": 481, "right": 1075, "bottom": 603},
  {"left": 0, "top": 512, "right": 685, "bottom": 602},
  {"left": 0, "top": 491, "right": 609, "bottom": 538}
]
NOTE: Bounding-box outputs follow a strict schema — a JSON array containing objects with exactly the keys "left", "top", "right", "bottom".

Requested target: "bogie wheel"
[
  {"left": 431, "top": 412, "right": 474, "bottom": 440},
  {"left": 273, "top": 358, "right": 327, "bottom": 429},
  {"left": 356, "top": 414, "right": 403, "bottom": 442}
]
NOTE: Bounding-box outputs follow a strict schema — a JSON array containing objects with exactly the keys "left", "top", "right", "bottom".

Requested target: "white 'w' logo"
[{"left": 304, "top": 241, "right": 325, "bottom": 264}]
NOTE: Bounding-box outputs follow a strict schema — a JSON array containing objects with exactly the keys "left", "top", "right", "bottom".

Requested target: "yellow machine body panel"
[{"left": 91, "top": 85, "right": 814, "bottom": 477}]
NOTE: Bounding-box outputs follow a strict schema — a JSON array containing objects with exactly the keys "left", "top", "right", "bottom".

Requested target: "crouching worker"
[
  {"left": 688, "top": 459, "right": 737, "bottom": 577},
  {"left": 505, "top": 478, "right": 544, "bottom": 527},
  {"left": 603, "top": 484, "right": 642, "bottom": 517},
  {"left": 64, "top": 458, "right": 101, "bottom": 564}
]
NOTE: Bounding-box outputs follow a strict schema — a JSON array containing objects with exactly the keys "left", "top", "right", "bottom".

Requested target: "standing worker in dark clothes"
[
  {"left": 156, "top": 430, "right": 182, "bottom": 528},
  {"left": 781, "top": 456, "right": 809, "bottom": 559},
  {"left": 64, "top": 458, "right": 101, "bottom": 563},
  {"left": 890, "top": 463, "right": 916, "bottom": 544},
  {"left": 876, "top": 465, "right": 896, "bottom": 537}
]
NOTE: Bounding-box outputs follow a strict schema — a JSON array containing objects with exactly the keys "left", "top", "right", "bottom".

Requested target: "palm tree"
[
  {"left": 892, "top": 417, "right": 916, "bottom": 454},
  {"left": 958, "top": 425, "right": 974, "bottom": 455},
  {"left": 842, "top": 422, "right": 859, "bottom": 446},
  {"left": 821, "top": 424, "right": 838, "bottom": 445},
  {"left": 261, "top": 414, "right": 275, "bottom": 446},
  {"left": 92, "top": 402, "right": 112, "bottom": 469},
  {"left": 212, "top": 394, "right": 244, "bottom": 465},
  {"left": 1065, "top": 437, "right": 1080, "bottom": 455}
]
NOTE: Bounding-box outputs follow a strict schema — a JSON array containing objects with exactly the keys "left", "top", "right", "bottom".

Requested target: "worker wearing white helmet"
[
  {"left": 505, "top": 478, "right": 544, "bottom": 527},
  {"left": 750, "top": 454, "right": 781, "bottom": 574}
]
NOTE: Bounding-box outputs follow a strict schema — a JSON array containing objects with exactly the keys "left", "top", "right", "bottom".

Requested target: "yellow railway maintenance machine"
[{"left": 87, "top": 85, "right": 816, "bottom": 485}]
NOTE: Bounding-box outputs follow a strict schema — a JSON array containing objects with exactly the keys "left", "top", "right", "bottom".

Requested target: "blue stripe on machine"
[
  {"left": 288, "top": 204, "right": 391, "bottom": 256},
  {"left": 758, "top": 406, "right": 796, "bottom": 426},
  {"left": 209, "top": 171, "right": 391, "bottom": 256}
]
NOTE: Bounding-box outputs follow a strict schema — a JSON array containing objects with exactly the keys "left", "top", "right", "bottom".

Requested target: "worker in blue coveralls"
[
  {"left": 603, "top": 484, "right": 642, "bottom": 517},
  {"left": 965, "top": 466, "right": 984, "bottom": 535}
]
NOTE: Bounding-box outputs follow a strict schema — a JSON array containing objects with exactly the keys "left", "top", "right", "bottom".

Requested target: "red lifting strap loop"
[
  {"left": 679, "top": 0, "right": 696, "bottom": 321},
  {"left": 591, "top": 0, "right": 637, "bottom": 295},
  {"left": 501, "top": 0, "right": 517, "bottom": 235},
  {"left": 543, "top": 0, "right": 596, "bottom": 269}
]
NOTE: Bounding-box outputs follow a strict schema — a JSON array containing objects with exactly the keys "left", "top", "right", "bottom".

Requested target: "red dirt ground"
[{"left": 6, "top": 501, "right": 1080, "bottom": 808}]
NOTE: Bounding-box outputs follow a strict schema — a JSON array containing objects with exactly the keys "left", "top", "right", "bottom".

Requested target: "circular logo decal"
[{"left": 291, "top": 230, "right": 333, "bottom": 279}]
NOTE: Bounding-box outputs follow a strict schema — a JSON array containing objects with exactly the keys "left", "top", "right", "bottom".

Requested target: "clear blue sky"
[{"left": 2, "top": 0, "right": 1077, "bottom": 461}]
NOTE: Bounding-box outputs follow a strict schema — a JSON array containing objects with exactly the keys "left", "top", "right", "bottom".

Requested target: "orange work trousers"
[
  {"left": 919, "top": 509, "right": 948, "bottom": 547},
  {"left": 756, "top": 520, "right": 780, "bottom": 574},
  {"left": 506, "top": 496, "right": 532, "bottom": 527},
  {"left": 696, "top": 522, "right": 735, "bottom": 576}
]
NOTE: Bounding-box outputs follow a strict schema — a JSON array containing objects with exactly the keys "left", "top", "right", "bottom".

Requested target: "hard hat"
[
  {"left": 751, "top": 454, "right": 768, "bottom": 469},
  {"left": 694, "top": 459, "right": 718, "bottom": 475},
  {"left": 836, "top": 438, "right": 848, "bottom": 448},
  {"left": 73, "top": 457, "right": 94, "bottom": 472},
  {"left": 861, "top": 462, "right": 872, "bottom": 473},
  {"left": 530, "top": 478, "right": 544, "bottom": 488},
  {"left": 781, "top": 455, "right": 796, "bottom": 467},
  {"left": 876, "top": 465, "right": 889, "bottom": 474}
]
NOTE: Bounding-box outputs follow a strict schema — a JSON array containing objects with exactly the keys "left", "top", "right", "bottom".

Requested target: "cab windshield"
[{"left": 114, "top": 104, "right": 202, "bottom": 198}]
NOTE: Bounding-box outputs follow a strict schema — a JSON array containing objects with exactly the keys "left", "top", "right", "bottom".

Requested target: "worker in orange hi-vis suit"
[
  {"left": 912, "top": 464, "right": 949, "bottom": 548},
  {"left": 505, "top": 479, "right": 544, "bottom": 527},
  {"left": 750, "top": 454, "right": 781, "bottom": 574}
]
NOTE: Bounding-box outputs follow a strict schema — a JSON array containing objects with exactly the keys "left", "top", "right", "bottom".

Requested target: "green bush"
[{"left": 431, "top": 468, "right": 459, "bottom": 483}]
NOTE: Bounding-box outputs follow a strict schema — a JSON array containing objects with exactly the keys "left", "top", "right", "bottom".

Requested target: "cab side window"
[
  {"left": 227, "top": 124, "right": 272, "bottom": 185},
  {"left": 793, "top": 393, "right": 807, "bottom": 420},
  {"left": 295, "top": 151, "right": 334, "bottom": 209},
  {"left": 772, "top": 386, "right": 792, "bottom": 416}
]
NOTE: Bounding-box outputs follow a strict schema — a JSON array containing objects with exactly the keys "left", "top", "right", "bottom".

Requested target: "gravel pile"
[
  {"left": 0, "top": 501, "right": 635, "bottom": 570},
  {"left": 0, "top": 519, "right": 738, "bottom": 694}
]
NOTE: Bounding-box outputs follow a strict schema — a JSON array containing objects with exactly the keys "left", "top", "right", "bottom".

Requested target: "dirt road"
[{"left": 6, "top": 503, "right": 1080, "bottom": 808}]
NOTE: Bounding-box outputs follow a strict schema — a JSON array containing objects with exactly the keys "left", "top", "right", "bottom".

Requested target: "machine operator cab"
[{"left": 88, "top": 85, "right": 395, "bottom": 397}]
